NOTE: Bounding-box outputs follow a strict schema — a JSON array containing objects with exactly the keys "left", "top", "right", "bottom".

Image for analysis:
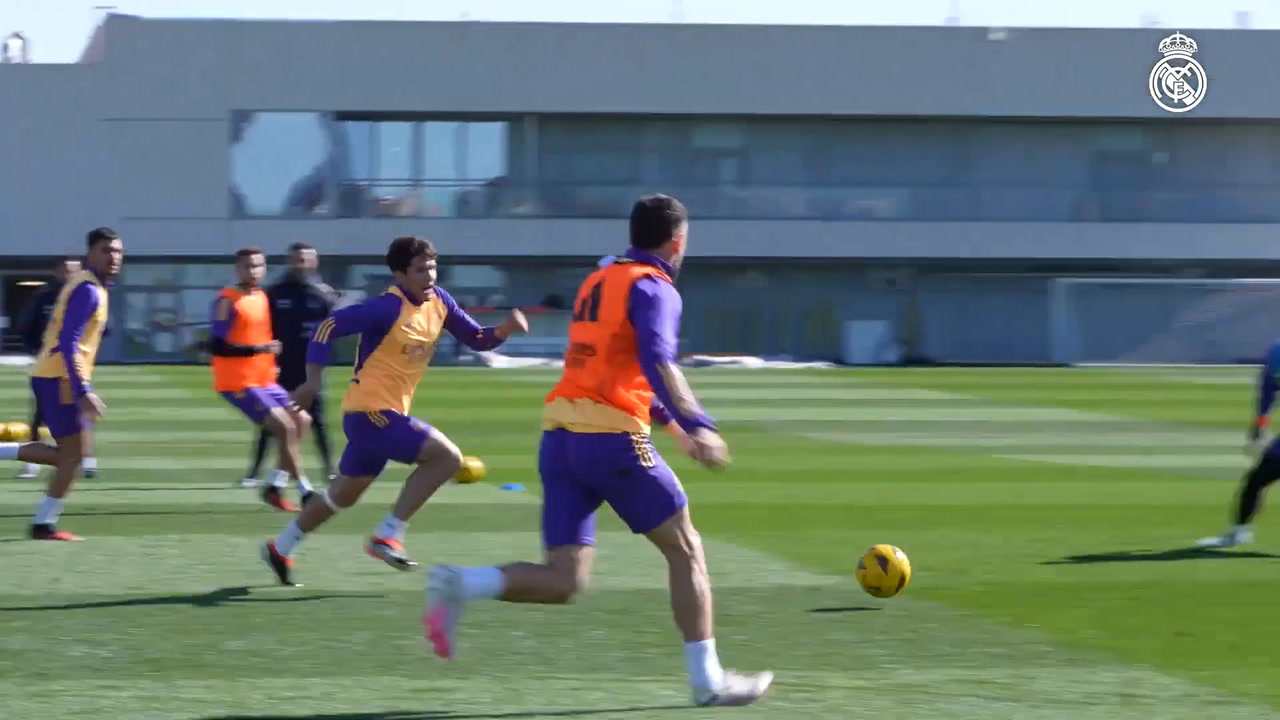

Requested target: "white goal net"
[{"left": 1048, "top": 278, "right": 1280, "bottom": 365}]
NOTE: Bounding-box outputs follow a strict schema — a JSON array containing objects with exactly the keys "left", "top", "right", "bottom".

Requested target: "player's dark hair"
[
  {"left": 386, "top": 236, "right": 438, "bottom": 274},
  {"left": 235, "top": 246, "right": 264, "bottom": 261},
  {"left": 629, "top": 194, "right": 688, "bottom": 251},
  {"left": 85, "top": 226, "right": 118, "bottom": 249},
  {"left": 288, "top": 241, "right": 314, "bottom": 254}
]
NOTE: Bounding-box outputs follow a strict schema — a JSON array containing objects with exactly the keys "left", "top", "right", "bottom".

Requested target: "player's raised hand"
[
  {"left": 688, "top": 428, "right": 730, "bottom": 471},
  {"left": 291, "top": 380, "right": 320, "bottom": 409},
  {"left": 499, "top": 308, "right": 529, "bottom": 337},
  {"left": 77, "top": 392, "right": 106, "bottom": 422}
]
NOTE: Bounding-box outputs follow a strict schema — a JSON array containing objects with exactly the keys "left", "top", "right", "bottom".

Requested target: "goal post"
[{"left": 1047, "top": 277, "right": 1280, "bottom": 366}]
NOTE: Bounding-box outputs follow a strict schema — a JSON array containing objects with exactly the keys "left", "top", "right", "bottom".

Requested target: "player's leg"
[
  {"left": 1197, "top": 448, "right": 1280, "bottom": 547},
  {"left": 366, "top": 416, "right": 463, "bottom": 569},
  {"left": 265, "top": 401, "right": 315, "bottom": 504},
  {"left": 309, "top": 392, "right": 335, "bottom": 481},
  {"left": 261, "top": 412, "right": 384, "bottom": 586},
  {"left": 263, "top": 385, "right": 313, "bottom": 498},
  {"left": 80, "top": 422, "right": 97, "bottom": 479},
  {"left": 424, "top": 428, "right": 603, "bottom": 658},
  {"left": 596, "top": 434, "right": 771, "bottom": 705},
  {"left": 16, "top": 394, "right": 44, "bottom": 478},
  {"left": 221, "top": 387, "right": 304, "bottom": 512},
  {"left": 2, "top": 378, "right": 89, "bottom": 540}
]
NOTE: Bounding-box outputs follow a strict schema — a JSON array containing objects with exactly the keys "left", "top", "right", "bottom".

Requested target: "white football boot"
[
  {"left": 424, "top": 564, "right": 465, "bottom": 659},
  {"left": 16, "top": 463, "right": 40, "bottom": 479},
  {"left": 693, "top": 670, "right": 775, "bottom": 707},
  {"left": 1195, "top": 525, "right": 1254, "bottom": 548}
]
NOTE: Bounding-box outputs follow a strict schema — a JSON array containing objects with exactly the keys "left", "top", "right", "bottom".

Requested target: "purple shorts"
[
  {"left": 339, "top": 410, "right": 433, "bottom": 478},
  {"left": 30, "top": 377, "right": 83, "bottom": 439},
  {"left": 539, "top": 429, "right": 688, "bottom": 548},
  {"left": 220, "top": 385, "right": 291, "bottom": 424}
]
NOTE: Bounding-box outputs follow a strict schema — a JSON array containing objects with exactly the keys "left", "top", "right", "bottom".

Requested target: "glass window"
[
  {"left": 539, "top": 118, "right": 643, "bottom": 184},
  {"left": 423, "top": 122, "right": 462, "bottom": 180},
  {"left": 340, "top": 121, "right": 374, "bottom": 180},
  {"left": 464, "top": 122, "right": 509, "bottom": 180},
  {"left": 375, "top": 122, "right": 414, "bottom": 180},
  {"left": 230, "top": 112, "right": 334, "bottom": 217},
  {"left": 119, "top": 264, "right": 186, "bottom": 287},
  {"left": 419, "top": 121, "right": 512, "bottom": 217},
  {"left": 184, "top": 264, "right": 233, "bottom": 287}
]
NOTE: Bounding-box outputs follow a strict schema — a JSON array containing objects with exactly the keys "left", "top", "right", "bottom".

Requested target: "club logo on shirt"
[{"left": 401, "top": 343, "right": 434, "bottom": 363}]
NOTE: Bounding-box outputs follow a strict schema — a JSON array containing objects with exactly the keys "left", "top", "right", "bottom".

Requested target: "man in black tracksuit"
[{"left": 241, "top": 243, "right": 337, "bottom": 488}]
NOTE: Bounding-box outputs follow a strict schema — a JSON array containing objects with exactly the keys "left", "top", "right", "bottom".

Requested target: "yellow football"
[
  {"left": 855, "top": 544, "right": 912, "bottom": 599},
  {"left": 454, "top": 456, "right": 487, "bottom": 484},
  {"left": 7, "top": 422, "right": 31, "bottom": 442}
]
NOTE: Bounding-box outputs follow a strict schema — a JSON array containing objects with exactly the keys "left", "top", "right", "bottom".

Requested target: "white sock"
[
  {"left": 684, "top": 639, "right": 726, "bottom": 691},
  {"left": 296, "top": 475, "right": 314, "bottom": 493},
  {"left": 460, "top": 566, "right": 506, "bottom": 601},
  {"left": 274, "top": 520, "right": 305, "bottom": 556},
  {"left": 34, "top": 495, "right": 64, "bottom": 526},
  {"left": 270, "top": 469, "right": 290, "bottom": 488},
  {"left": 1233, "top": 524, "right": 1252, "bottom": 535},
  {"left": 374, "top": 513, "right": 407, "bottom": 542},
  {"left": 0, "top": 443, "right": 19, "bottom": 461},
  {"left": 82, "top": 457, "right": 97, "bottom": 471}
]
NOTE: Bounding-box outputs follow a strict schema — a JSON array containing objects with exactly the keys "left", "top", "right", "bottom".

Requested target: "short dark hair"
[
  {"left": 629, "top": 194, "right": 688, "bottom": 251},
  {"left": 288, "top": 241, "right": 315, "bottom": 254},
  {"left": 235, "top": 246, "right": 264, "bottom": 261},
  {"left": 386, "top": 236, "right": 438, "bottom": 274},
  {"left": 86, "top": 227, "right": 118, "bottom": 249}
]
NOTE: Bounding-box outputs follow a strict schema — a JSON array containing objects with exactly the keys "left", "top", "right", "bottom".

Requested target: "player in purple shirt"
[
  {"left": 260, "top": 237, "right": 527, "bottom": 586},
  {"left": 1, "top": 228, "right": 124, "bottom": 541},
  {"left": 423, "top": 197, "right": 773, "bottom": 707}
]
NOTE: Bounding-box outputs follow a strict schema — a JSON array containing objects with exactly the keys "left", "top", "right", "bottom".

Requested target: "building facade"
[{"left": 2, "top": 16, "right": 1279, "bottom": 362}]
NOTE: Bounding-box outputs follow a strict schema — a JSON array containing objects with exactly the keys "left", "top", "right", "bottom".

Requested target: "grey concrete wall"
[
  {"left": 92, "top": 16, "right": 1279, "bottom": 119},
  {"left": 2, "top": 16, "right": 1278, "bottom": 262}
]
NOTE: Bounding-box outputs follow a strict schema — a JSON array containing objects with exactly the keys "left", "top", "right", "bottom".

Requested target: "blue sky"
[{"left": 8, "top": 0, "right": 1280, "bottom": 63}]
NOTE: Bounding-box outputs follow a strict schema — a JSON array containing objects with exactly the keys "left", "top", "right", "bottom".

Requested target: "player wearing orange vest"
[
  {"left": 209, "top": 248, "right": 313, "bottom": 513},
  {"left": 0, "top": 227, "right": 123, "bottom": 541},
  {"left": 425, "top": 195, "right": 773, "bottom": 707},
  {"left": 259, "top": 236, "right": 527, "bottom": 586}
]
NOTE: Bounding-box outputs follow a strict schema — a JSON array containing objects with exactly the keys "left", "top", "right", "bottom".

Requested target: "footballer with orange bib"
[
  {"left": 209, "top": 248, "right": 313, "bottom": 512},
  {"left": 260, "top": 236, "right": 527, "bottom": 586},
  {"left": 0, "top": 227, "right": 123, "bottom": 541},
  {"left": 425, "top": 196, "right": 773, "bottom": 707}
]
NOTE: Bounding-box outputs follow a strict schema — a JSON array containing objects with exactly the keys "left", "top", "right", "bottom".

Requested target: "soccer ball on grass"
[
  {"left": 8, "top": 422, "right": 31, "bottom": 442},
  {"left": 855, "top": 544, "right": 912, "bottom": 598},
  {"left": 454, "top": 456, "right": 487, "bottom": 484},
  {"left": 0, "top": 422, "right": 29, "bottom": 442}
]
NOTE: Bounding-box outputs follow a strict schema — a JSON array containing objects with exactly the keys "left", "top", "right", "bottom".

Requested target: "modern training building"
[{"left": 2, "top": 15, "right": 1278, "bottom": 363}]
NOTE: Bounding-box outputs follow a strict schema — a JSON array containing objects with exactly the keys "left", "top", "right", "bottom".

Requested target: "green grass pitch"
[{"left": 2, "top": 364, "right": 1280, "bottom": 719}]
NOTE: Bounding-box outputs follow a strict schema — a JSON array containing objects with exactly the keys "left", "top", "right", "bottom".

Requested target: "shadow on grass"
[
  {"left": 808, "top": 606, "right": 881, "bottom": 614},
  {"left": 0, "top": 508, "right": 253, "bottom": 519},
  {"left": 200, "top": 706, "right": 690, "bottom": 719},
  {"left": 1042, "top": 547, "right": 1280, "bottom": 565},
  {"left": 0, "top": 585, "right": 383, "bottom": 612}
]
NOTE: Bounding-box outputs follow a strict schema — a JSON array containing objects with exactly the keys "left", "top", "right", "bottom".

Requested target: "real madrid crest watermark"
[{"left": 1149, "top": 32, "right": 1207, "bottom": 113}]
